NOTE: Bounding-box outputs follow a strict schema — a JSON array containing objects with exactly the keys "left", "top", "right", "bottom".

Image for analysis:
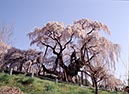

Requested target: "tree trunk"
[
  {"left": 58, "top": 55, "right": 68, "bottom": 82},
  {"left": 95, "top": 81, "right": 98, "bottom": 94},
  {"left": 92, "top": 77, "right": 98, "bottom": 94},
  {"left": 63, "top": 69, "right": 68, "bottom": 82},
  {"left": 91, "top": 77, "right": 95, "bottom": 87},
  {"left": 85, "top": 73, "right": 88, "bottom": 86},
  {"left": 19, "top": 62, "right": 24, "bottom": 72},
  {"left": 81, "top": 71, "right": 83, "bottom": 85}
]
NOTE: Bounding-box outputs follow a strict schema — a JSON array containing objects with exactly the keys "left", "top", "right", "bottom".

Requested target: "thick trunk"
[
  {"left": 59, "top": 56, "right": 67, "bottom": 69},
  {"left": 53, "top": 58, "right": 58, "bottom": 71},
  {"left": 58, "top": 55, "right": 68, "bottom": 82},
  {"left": 42, "top": 64, "right": 58, "bottom": 75},
  {"left": 19, "top": 62, "right": 24, "bottom": 72}
]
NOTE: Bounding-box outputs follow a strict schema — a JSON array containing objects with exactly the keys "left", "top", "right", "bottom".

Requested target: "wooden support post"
[
  {"left": 31, "top": 72, "right": 34, "bottom": 78},
  {"left": 10, "top": 68, "right": 13, "bottom": 75}
]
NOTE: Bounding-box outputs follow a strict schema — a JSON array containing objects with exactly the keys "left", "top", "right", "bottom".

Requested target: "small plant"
[
  {"left": 0, "top": 73, "right": 10, "bottom": 84},
  {"left": 44, "top": 84, "right": 54, "bottom": 91}
]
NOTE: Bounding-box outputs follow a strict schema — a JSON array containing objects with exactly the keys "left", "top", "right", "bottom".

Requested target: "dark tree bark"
[{"left": 81, "top": 71, "right": 83, "bottom": 85}]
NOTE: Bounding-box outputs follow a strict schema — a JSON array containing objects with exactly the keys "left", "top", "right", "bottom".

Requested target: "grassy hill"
[{"left": 0, "top": 73, "right": 126, "bottom": 94}]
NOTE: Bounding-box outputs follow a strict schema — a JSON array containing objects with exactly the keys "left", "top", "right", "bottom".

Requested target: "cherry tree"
[
  {"left": 28, "top": 22, "right": 76, "bottom": 81},
  {"left": 72, "top": 19, "right": 120, "bottom": 94},
  {"left": 99, "top": 74, "right": 123, "bottom": 91},
  {"left": 1, "top": 47, "right": 43, "bottom": 74},
  {"left": 28, "top": 18, "right": 121, "bottom": 94}
]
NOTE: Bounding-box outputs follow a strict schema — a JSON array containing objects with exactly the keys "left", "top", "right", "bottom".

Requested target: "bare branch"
[
  {"left": 87, "top": 28, "right": 95, "bottom": 35},
  {"left": 62, "top": 33, "right": 74, "bottom": 50}
]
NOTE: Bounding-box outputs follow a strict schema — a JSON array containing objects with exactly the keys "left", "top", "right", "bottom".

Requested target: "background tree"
[
  {"left": 0, "top": 26, "right": 13, "bottom": 68},
  {"left": 1, "top": 47, "right": 43, "bottom": 75},
  {"left": 100, "top": 74, "right": 124, "bottom": 91}
]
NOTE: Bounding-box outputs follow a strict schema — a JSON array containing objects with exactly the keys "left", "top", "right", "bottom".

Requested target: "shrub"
[
  {"left": 44, "top": 84, "right": 55, "bottom": 91},
  {"left": 17, "top": 77, "right": 34, "bottom": 85},
  {"left": 0, "top": 73, "right": 10, "bottom": 84}
]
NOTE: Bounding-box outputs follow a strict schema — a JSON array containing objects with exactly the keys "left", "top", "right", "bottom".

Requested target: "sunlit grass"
[{"left": 0, "top": 73, "right": 125, "bottom": 94}]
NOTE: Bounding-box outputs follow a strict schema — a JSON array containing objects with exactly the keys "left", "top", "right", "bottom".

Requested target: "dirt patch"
[{"left": 0, "top": 86, "right": 24, "bottom": 94}]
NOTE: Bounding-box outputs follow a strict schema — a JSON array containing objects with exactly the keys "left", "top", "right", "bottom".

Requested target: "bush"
[
  {"left": 17, "top": 77, "right": 34, "bottom": 85},
  {"left": 44, "top": 84, "right": 55, "bottom": 91},
  {"left": 0, "top": 73, "right": 10, "bottom": 84}
]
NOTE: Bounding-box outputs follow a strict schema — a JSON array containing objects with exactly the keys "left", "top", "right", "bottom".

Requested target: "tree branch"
[
  {"left": 62, "top": 33, "right": 74, "bottom": 51},
  {"left": 87, "top": 28, "right": 95, "bottom": 35},
  {"left": 81, "top": 70, "right": 91, "bottom": 77},
  {"left": 48, "top": 33, "right": 63, "bottom": 52},
  {"left": 44, "top": 46, "right": 48, "bottom": 58},
  {"left": 40, "top": 41, "right": 58, "bottom": 55}
]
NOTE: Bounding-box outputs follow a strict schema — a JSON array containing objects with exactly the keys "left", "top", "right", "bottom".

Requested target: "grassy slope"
[{"left": 0, "top": 73, "right": 126, "bottom": 94}]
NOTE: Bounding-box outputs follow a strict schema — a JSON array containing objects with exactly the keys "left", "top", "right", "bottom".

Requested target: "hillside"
[{"left": 0, "top": 73, "right": 125, "bottom": 94}]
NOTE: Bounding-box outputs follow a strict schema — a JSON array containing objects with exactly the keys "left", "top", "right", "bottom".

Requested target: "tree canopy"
[{"left": 28, "top": 18, "right": 121, "bottom": 94}]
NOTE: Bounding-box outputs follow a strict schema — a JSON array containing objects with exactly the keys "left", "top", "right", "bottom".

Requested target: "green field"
[{"left": 0, "top": 73, "right": 126, "bottom": 94}]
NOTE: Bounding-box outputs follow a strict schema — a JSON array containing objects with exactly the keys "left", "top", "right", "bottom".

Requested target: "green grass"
[{"left": 0, "top": 73, "right": 126, "bottom": 94}]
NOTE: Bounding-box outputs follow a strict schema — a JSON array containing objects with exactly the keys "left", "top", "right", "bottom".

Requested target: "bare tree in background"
[
  {"left": 0, "top": 26, "right": 13, "bottom": 45},
  {"left": 0, "top": 26, "right": 13, "bottom": 67}
]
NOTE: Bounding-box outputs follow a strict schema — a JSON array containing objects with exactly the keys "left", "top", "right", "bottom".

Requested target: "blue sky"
[{"left": 0, "top": 0, "right": 129, "bottom": 83}]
